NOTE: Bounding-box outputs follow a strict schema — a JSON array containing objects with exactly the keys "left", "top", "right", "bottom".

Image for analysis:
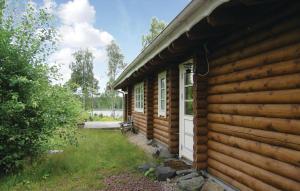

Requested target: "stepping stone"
[
  {"left": 178, "top": 176, "right": 205, "bottom": 191},
  {"left": 138, "top": 163, "right": 156, "bottom": 173},
  {"left": 201, "top": 180, "right": 225, "bottom": 191},
  {"left": 177, "top": 172, "right": 199, "bottom": 182},
  {"left": 155, "top": 166, "right": 176, "bottom": 181},
  {"left": 176, "top": 169, "right": 196, "bottom": 176}
]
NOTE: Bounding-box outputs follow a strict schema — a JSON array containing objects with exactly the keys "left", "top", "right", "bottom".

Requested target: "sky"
[{"left": 36, "top": 0, "right": 190, "bottom": 92}]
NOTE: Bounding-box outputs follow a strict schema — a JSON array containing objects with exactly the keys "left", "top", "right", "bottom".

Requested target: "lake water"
[{"left": 91, "top": 110, "right": 123, "bottom": 118}]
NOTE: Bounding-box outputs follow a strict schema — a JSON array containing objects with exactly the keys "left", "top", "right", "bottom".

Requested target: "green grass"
[{"left": 0, "top": 129, "right": 151, "bottom": 191}]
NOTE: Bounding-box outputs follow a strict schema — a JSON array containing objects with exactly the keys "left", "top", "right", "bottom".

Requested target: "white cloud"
[
  {"left": 58, "top": 0, "right": 95, "bottom": 25},
  {"left": 48, "top": 0, "right": 114, "bottom": 92},
  {"left": 59, "top": 23, "right": 113, "bottom": 48}
]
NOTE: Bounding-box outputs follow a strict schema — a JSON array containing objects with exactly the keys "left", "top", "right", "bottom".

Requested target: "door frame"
[{"left": 179, "top": 59, "right": 194, "bottom": 161}]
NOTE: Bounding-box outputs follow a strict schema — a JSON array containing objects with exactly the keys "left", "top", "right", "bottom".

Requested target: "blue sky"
[{"left": 37, "top": 0, "right": 190, "bottom": 91}]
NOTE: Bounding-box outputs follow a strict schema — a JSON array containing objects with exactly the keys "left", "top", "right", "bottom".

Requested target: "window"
[
  {"left": 184, "top": 67, "right": 193, "bottom": 115},
  {"left": 134, "top": 82, "right": 144, "bottom": 112},
  {"left": 158, "top": 71, "right": 166, "bottom": 117}
]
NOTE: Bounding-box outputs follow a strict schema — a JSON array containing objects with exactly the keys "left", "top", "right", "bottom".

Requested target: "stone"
[
  {"left": 176, "top": 169, "right": 196, "bottom": 176},
  {"left": 177, "top": 172, "right": 199, "bottom": 182},
  {"left": 152, "top": 148, "right": 161, "bottom": 158},
  {"left": 155, "top": 166, "right": 176, "bottom": 181},
  {"left": 138, "top": 163, "right": 156, "bottom": 173},
  {"left": 201, "top": 180, "right": 225, "bottom": 191},
  {"left": 178, "top": 176, "right": 205, "bottom": 191},
  {"left": 147, "top": 139, "right": 153, "bottom": 145}
]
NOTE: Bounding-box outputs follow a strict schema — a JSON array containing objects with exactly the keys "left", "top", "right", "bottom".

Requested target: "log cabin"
[{"left": 113, "top": 0, "right": 300, "bottom": 190}]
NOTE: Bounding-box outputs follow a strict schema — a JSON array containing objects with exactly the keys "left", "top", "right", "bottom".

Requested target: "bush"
[{"left": 0, "top": 1, "right": 83, "bottom": 175}]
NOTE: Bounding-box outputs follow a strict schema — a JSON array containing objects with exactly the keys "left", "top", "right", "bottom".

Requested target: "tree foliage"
[
  {"left": 106, "top": 40, "right": 125, "bottom": 86},
  {"left": 142, "top": 17, "right": 166, "bottom": 48},
  {"left": 0, "top": 0, "right": 82, "bottom": 175},
  {"left": 68, "top": 49, "right": 99, "bottom": 110}
]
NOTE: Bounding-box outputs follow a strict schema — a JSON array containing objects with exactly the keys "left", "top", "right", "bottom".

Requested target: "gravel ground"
[{"left": 102, "top": 173, "right": 176, "bottom": 191}]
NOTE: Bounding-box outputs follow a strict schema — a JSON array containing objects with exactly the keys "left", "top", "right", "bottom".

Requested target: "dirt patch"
[{"left": 102, "top": 173, "right": 175, "bottom": 191}]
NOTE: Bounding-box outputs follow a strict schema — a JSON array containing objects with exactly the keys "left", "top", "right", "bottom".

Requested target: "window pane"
[
  {"left": 185, "top": 72, "right": 193, "bottom": 85},
  {"left": 161, "top": 100, "right": 165, "bottom": 110},
  {"left": 185, "top": 101, "right": 193, "bottom": 115},
  {"left": 185, "top": 86, "right": 193, "bottom": 100},
  {"left": 141, "top": 97, "right": 144, "bottom": 108},
  {"left": 161, "top": 78, "right": 165, "bottom": 89},
  {"left": 161, "top": 88, "right": 165, "bottom": 99}
]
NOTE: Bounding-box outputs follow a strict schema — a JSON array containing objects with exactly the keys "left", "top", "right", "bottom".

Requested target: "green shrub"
[{"left": 0, "top": 1, "right": 83, "bottom": 175}]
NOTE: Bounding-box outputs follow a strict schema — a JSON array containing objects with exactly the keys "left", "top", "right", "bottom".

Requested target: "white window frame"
[
  {"left": 158, "top": 71, "right": 167, "bottom": 117},
  {"left": 134, "top": 82, "right": 144, "bottom": 113}
]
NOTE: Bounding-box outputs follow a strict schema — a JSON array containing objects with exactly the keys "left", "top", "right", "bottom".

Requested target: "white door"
[{"left": 179, "top": 63, "right": 194, "bottom": 161}]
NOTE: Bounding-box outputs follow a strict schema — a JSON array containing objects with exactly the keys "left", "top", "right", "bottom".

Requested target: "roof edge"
[{"left": 113, "top": 0, "right": 230, "bottom": 89}]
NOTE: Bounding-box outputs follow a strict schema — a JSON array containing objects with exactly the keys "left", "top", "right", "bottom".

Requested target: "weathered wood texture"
[
  {"left": 152, "top": 67, "right": 180, "bottom": 153},
  {"left": 193, "top": 53, "right": 208, "bottom": 170},
  {"left": 145, "top": 77, "right": 154, "bottom": 139},
  {"left": 152, "top": 71, "right": 170, "bottom": 146},
  {"left": 167, "top": 66, "right": 180, "bottom": 153},
  {"left": 129, "top": 82, "right": 147, "bottom": 135},
  {"left": 206, "top": 12, "right": 300, "bottom": 191}
]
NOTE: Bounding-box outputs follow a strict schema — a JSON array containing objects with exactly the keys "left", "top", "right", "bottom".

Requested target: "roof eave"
[{"left": 113, "top": 0, "right": 230, "bottom": 89}]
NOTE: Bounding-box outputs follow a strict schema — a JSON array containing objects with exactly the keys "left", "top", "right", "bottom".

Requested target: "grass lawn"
[{"left": 0, "top": 129, "right": 151, "bottom": 191}]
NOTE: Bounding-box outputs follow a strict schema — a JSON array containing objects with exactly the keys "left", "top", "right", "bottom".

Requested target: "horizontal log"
[
  {"left": 195, "top": 145, "right": 207, "bottom": 153},
  {"left": 209, "top": 58, "right": 300, "bottom": 85},
  {"left": 208, "top": 73, "right": 300, "bottom": 94},
  {"left": 207, "top": 113, "right": 300, "bottom": 135},
  {"left": 194, "top": 135, "right": 208, "bottom": 144},
  {"left": 193, "top": 162, "right": 207, "bottom": 170},
  {"left": 153, "top": 133, "right": 168, "bottom": 145},
  {"left": 208, "top": 168, "right": 254, "bottom": 191},
  {"left": 211, "top": 11, "right": 300, "bottom": 60},
  {"left": 208, "top": 132, "right": 300, "bottom": 166},
  {"left": 193, "top": 117, "right": 207, "bottom": 126},
  {"left": 153, "top": 118, "right": 169, "bottom": 127},
  {"left": 195, "top": 153, "right": 208, "bottom": 162},
  {"left": 194, "top": 127, "right": 208, "bottom": 136},
  {"left": 208, "top": 158, "right": 280, "bottom": 191},
  {"left": 153, "top": 128, "right": 169, "bottom": 138},
  {"left": 207, "top": 89, "right": 300, "bottom": 104},
  {"left": 210, "top": 43, "right": 300, "bottom": 76},
  {"left": 153, "top": 123, "right": 169, "bottom": 133},
  {"left": 208, "top": 122, "right": 300, "bottom": 150},
  {"left": 209, "top": 150, "right": 300, "bottom": 191},
  {"left": 208, "top": 140, "right": 300, "bottom": 181},
  {"left": 208, "top": 104, "right": 300, "bottom": 119},
  {"left": 211, "top": 27, "right": 300, "bottom": 67}
]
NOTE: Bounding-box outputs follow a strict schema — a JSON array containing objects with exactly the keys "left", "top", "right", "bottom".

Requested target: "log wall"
[
  {"left": 206, "top": 13, "right": 300, "bottom": 191},
  {"left": 152, "top": 71, "right": 170, "bottom": 145},
  {"left": 167, "top": 66, "right": 180, "bottom": 154},
  {"left": 129, "top": 82, "right": 147, "bottom": 135},
  {"left": 193, "top": 53, "right": 208, "bottom": 170}
]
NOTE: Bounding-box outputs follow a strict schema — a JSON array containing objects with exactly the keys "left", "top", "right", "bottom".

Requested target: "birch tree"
[
  {"left": 106, "top": 40, "right": 125, "bottom": 117},
  {"left": 142, "top": 17, "right": 166, "bottom": 48}
]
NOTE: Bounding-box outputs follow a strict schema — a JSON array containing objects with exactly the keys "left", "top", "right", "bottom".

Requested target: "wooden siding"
[
  {"left": 129, "top": 82, "right": 147, "bottom": 135},
  {"left": 193, "top": 53, "right": 209, "bottom": 170},
  {"left": 167, "top": 67, "right": 180, "bottom": 154},
  {"left": 206, "top": 14, "right": 300, "bottom": 191},
  {"left": 153, "top": 71, "right": 170, "bottom": 146}
]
